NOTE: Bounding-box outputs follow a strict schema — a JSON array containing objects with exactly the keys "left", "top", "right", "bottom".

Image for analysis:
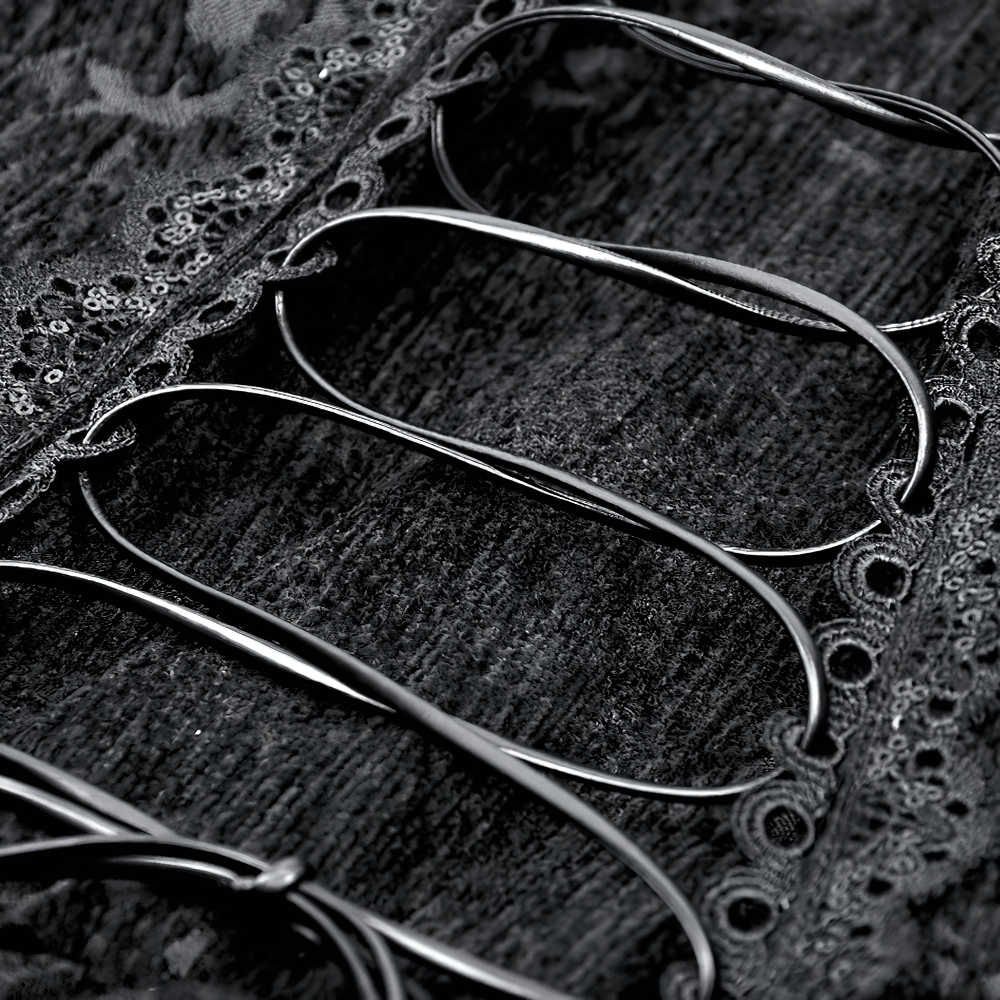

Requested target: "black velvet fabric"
[{"left": 3, "top": 1, "right": 1000, "bottom": 998}]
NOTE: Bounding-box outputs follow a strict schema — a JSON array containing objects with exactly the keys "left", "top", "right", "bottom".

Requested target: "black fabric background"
[{"left": 2, "top": 0, "right": 1000, "bottom": 997}]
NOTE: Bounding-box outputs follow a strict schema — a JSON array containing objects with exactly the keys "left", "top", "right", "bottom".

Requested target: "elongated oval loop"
[
  {"left": 75, "top": 381, "right": 827, "bottom": 759},
  {"left": 0, "top": 741, "right": 580, "bottom": 1000},
  {"left": 275, "top": 206, "right": 934, "bottom": 560},
  {"left": 1, "top": 557, "right": 714, "bottom": 998},
  {"left": 429, "top": 4, "right": 1000, "bottom": 336}
]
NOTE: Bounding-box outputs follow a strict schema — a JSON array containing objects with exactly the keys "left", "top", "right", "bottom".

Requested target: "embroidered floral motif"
[
  {"left": 694, "top": 238, "right": 1000, "bottom": 999},
  {"left": 0, "top": 0, "right": 509, "bottom": 522}
]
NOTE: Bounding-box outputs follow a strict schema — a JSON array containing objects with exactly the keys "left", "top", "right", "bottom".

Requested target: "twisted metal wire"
[
  {"left": 0, "top": 741, "right": 577, "bottom": 1000},
  {"left": 77, "top": 382, "right": 827, "bottom": 770},
  {"left": 429, "top": 3, "right": 1000, "bottom": 337},
  {"left": 275, "top": 206, "right": 934, "bottom": 562},
  {"left": 0, "top": 556, "right": 713, "bottom": 998}
]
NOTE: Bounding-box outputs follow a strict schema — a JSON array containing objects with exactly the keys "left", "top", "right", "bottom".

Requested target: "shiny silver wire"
[
  {"left": 0, "top": 558, "right": 712, "bottom": 1000},
  {"left": 429, "top": 3, "right": 1000, "bottom": 338},
  {"left": 1, "top": 549, "right": 798, "bottom": 804},
  {"left": 77, "top": 382, "right": 826, "bottom": 753},
  {"left": 0, "top": 836, "right": 386, "bottom": 1000},
  {"left": 275, "top": 206, "right": 934, "bottom": 562},
  {"left": 0, "top": 767, "right": 390, "bottom": 1000},
  {"left": 0, "top": 743, "right": 576, "bottom": 1000}
]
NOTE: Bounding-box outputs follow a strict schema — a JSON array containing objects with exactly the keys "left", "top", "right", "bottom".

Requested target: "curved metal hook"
[
  {"left": 0, "top": 556, "right": 714, "bottom": 999},
  {"left": 275, "top": 206, "right": 934, "bottom": 559},
  {"left": 429, "top": 3, "right": 1000, "bottom": 336}
]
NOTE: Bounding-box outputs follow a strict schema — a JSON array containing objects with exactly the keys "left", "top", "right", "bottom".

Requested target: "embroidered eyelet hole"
[
  {"left": 728, "top": 898, "right": 772, "bottom": 933},
  {"left": 733, "top": 784, "right": 817, "bottom": 861},
  {"left": 965, "top": 319, "right": 1000, "bottom": 362},
  {"left": 475, "top": 0, "right": 515, "bottom": 26},
  {"left": 725, "top": 889, "right": 778, "bottom": 941},
  {"left": 865, "top": 559, "right": 907, "bottom": 599},
  {"left": 946, "top": 800, "right": 969, "bottom": 817},
  {"left": 324, "top": 181, "right": 361, "bottom": 213},
  {"left": 802, "top": 728, "right": 842, "bottom": 761},
  {"left": 763, "top": 805, "right": 810, "bottom": 849},
  {"left": 706, "top": 872, "right": 781, "bottom": 940},
  {"left": 934, "top": 400, "right": 971, "bottom": 440},
  {"left": 111, "top": 273, "right": 136, "bottom": 292},
  {"left": 827, "top": 642, "right": 876, "bottom": 685},
  {"left": 867, "top": 876, "right": 893, "bottom": 896},
  {"left": 914, "top": 747, "right": 944, "bottom": 769},
  {"left": 198, "top": 300, "right": 237, "bottom": 325},
  {"left": 262, "top": 77, "right": 284, "bottom": 99},
  {"left": 836, "top": 540, "right": 913, "bottom": 610},
  {"left": 269, "top": 128, "right": 296, "bottom": 148},
  {"left": 756, "top": 801, "right": 814, "bottom": 857},
  {"left": 928, "top": 695, "right": 957, "bottom": 719},
  {"left": 374, "top": 116, "right": 410, "bottom": 142}
]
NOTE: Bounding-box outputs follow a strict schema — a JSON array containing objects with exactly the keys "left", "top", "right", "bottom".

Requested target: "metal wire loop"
[
  {"left": 275, "top": 206, "right": 934, "bottom": 561},
  {"left": 76, "top": 381, "right": 827, "bottom": 759},
  {"left": 429, "top": 3, "right": 1000, "bottom": 337},
  {"left": 1, "top": 555, "right": 715, "bottom": 999}
]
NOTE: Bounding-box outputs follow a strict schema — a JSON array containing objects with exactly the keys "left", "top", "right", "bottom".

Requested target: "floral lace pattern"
[
  {"left": 662, "top": 238, "right": 1000, "bottom": 999},
  {"left": 0, "top": 0, "right": 506, "bottom": 522},
  {"left": 4, "top": 2, "right": 1000, "bottom": 996}
]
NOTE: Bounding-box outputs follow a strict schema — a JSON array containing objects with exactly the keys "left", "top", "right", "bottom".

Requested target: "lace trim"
[
  {"left": 668, "top": 235, "right": 1000, "bottom": 999},
  {"left": 0, "top": 0, "right": 514, "bottom": 523}
]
